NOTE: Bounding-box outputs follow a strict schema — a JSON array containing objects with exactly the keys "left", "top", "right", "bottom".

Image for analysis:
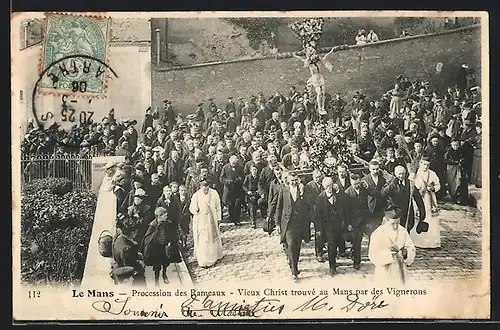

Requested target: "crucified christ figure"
[{"left": 293, "top": 44, "right": 335, "bottom": 115}]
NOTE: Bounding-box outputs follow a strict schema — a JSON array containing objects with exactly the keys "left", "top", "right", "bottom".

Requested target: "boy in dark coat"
[{"left": 142, "top": 207, "right": 182, "bottom": 286}]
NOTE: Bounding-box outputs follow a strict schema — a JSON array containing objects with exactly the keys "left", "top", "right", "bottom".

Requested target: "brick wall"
[{"left": 152, "top": 25, "right": 481, "bottom": 116}]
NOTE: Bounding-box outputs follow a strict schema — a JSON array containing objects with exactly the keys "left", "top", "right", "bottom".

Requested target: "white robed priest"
[
  {"left": 410, "top": 156, "right": 441, "bottom": 249},
  {"left": 369, "top": 207, "right": 416, "bottom": 285},
  {"left": 189, "top": 178, "right": 224, "bottom": 268}
]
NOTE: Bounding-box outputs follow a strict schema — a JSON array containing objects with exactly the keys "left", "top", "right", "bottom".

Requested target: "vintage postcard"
[{"left": 12, "top": 11, "right": 490, "bottom": 321}]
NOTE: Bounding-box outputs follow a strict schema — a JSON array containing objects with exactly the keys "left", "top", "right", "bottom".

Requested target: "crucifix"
[{"left": 289, "top": 18, "right": 335, "bottom": 116}]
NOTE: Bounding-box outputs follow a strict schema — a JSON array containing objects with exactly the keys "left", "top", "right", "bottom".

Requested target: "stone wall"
[{"left": 152, "top": 25, "right": 481, "bottom": 116}]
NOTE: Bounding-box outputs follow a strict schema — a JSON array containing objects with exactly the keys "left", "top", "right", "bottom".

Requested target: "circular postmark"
[{"left": 31, "top": 54, "right": 119, "bottom": 149}]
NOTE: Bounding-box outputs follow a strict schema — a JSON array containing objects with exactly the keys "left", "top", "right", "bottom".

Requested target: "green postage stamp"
[{"left": 39, "top": 13, "right": 111, "bottom": 97}]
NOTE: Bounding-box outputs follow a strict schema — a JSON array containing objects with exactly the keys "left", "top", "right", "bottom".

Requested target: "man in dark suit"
[
  {"left": 344, "top": 173, "right": 381, "bottom": 270},
  {"left": 265, "top": 168, "right": 285, "bottom": 236},
  {"left": 305, "top": 170, "right": 326, "bottom": 262},
  {"left": 382, "top": 165, "right": 427, "bottom": 233},
  {"left": 243, "top": 164, "right": 260, "bottom": 229},
  {"left": 220, "top": 155, "right": 245, "bottom": 225},
  {"left": 265, "top": 112, "right": 281, "bottom": 132},
  {"left": 236, "top": 145, "right": 249, "bottom": 169},
  {"left": 334, "top": 163, "right": 351, "bottom": 193},
  {"left": 424, "top": 135, "right": 447, "bottom": 200},
  {"left": 165, "top": 150, "right": 185, "bottom": 185},
  {"left": 382, "top": 146, "right": 405, "bottom": 176},
  {"left": 333, "top": 164, "right": 350, "bottom": 257},
  {"left": 258, "top": 154, "right": 279, "bottom": 219},
  {"left": 275, "top": 173, "right": 310, "bottom": 280},
  {"left": 362, "top": 160, "right": 387, "bottom": 239},
  {"left": 225, "top": 96, "right": 236, "bottom": 115},
  {"left": 244, "top": 150, "right": 267, "bottom": 177},
  {"left": 315, "top": 177, "right": 345, "bottom": 276},
  {"left": 210, "top": 149, "right": 226, "bottom": 202},
  {"left": 459, "top": 120, "right": 477, "bottom": 180},
  {"left": 358, "top": 126, "right": 377, "bottom": 161}
]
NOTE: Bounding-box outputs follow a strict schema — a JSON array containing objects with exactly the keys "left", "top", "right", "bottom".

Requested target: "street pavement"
[{"left": 181, "top": 198, "right": 483, "bottom": 285}]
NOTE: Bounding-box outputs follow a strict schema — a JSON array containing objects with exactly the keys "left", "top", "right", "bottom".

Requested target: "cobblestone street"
[{"left": 181, "top": 200, "right": 483, "bottom": 285}]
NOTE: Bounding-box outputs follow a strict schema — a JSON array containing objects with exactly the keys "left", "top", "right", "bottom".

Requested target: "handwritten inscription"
[
  {"left": 293, "top": 294, "right": 389, "bottom": 313},
  {"left": 82, "top": 287, "right": 425, "bottom": 319},
  {"left": 340, "top": 294, "right": 389, "bottom": 312},
  {"left": 181, "top": 294, "right": 285, "bottom": 318},
  {"left": 92, "top": 297, "right": 169, "bottom": 318}
]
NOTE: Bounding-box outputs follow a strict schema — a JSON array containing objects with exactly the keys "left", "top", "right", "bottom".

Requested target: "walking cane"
[{"left": 405, "top": 180, "right": 414, "bottom": 233}]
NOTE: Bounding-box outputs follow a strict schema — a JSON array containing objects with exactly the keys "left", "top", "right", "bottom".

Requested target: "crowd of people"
[
  {"left": 23, "top": 61, "right": 482, "bottom": 285},
  {"left": 355, "top": 29, "right": 380, "bottom": 45}
]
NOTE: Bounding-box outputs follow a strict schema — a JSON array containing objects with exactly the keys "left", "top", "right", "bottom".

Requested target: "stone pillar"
[{"left": 150, "top": 18, "right": 169, "bottom": 64}]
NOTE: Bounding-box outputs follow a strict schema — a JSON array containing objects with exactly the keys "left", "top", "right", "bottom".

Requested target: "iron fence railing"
[{"left": 20, "top": 152, "right": 103, "bottom": 190}]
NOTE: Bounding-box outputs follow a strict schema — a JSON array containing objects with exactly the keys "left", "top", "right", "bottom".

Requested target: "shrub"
[
  {"left": 225, "top": 17, "right": 281, "bottom": 50},
  {"left": 21, "top": 226, "right": 92, "bottom": 284},
  {"left": 23, "top": 178, "right": 73, "bottom": 196},
  {"left": 20, "top": 179, "right": 97, "bottom": 285}
]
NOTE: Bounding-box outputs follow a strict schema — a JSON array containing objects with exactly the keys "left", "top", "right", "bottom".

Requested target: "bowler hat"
[
  {"left": 429, "top": 133, "right": 440, "bottom": 141},
  {"left": 110, "top": 266, "right": 137, "bottom": 283},
  {"left": 135, "top": 163, "right": 146, "bottom": 172},
  {"left": 416, "top": 220, "right": 429, "bottom": 234},
  {"left": 381, "top": 117, "right": 392, "bottom": 124}
]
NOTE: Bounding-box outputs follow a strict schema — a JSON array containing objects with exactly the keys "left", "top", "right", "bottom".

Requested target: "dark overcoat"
[
  {"left": 219, "top": 163, "right": 245, "bottom": 205},
  {"left": 275, "top": 186, "right": 310, "bottom": 244}
]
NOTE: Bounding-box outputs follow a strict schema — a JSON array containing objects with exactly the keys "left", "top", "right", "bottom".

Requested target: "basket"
[{"left": 98, "top": 230, "right": 114, "bottom": 258}]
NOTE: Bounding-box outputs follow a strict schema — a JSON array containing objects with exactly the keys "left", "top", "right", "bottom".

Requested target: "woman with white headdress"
[{"left": 98, "top": 161, "right": 119, "bottom": 233}]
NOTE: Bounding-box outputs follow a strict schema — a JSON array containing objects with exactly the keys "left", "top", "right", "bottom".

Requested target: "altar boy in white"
[{"left": 368, "top": 207, "right": 416, "bottom": 285}]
